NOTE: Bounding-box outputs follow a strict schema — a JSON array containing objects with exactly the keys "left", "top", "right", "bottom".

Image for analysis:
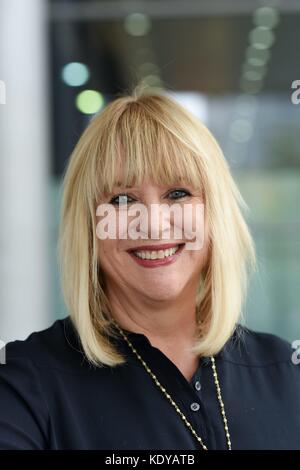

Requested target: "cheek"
[
  {"left": 186, "top": 247, "right": 206, "bottom": 263},
  {"left": 184, "top": 236, "right": 210, "bottom": 270},
  {"left": 97, "top": 239, "right": 130, "bottom": 277},
  {"left": 97, "top": 239, "right": 117, "bottom": 263}
]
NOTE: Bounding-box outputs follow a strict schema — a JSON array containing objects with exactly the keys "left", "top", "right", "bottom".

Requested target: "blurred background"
[{"left": 0, "top": 0, "right": 299, "bottom": 344}]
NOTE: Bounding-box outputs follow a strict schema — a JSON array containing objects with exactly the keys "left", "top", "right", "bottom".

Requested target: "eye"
[
  {"left": 109, "top": 193, "right": 135, "bottom": 206},
  {"left": 167, "top": 188, "right": 191, "bottom": 200}
]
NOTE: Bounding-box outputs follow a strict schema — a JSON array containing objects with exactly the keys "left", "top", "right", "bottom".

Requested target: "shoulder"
[
  {"left": 1, "top": 315, "right": 86, "bottom": 371},
  {"left": 0, "top": 317, "right": 76, "bottom": 450},
  {"left": 0, "top": 316, "right": 88, "bottom": 449},
  {"left": 219, "top": 323, "right": 299, "bottom": 368}
]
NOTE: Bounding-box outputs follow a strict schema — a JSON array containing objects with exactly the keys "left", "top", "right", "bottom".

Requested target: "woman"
[{"left": 0, "top": 89, "right": 299, "bottom": 450}]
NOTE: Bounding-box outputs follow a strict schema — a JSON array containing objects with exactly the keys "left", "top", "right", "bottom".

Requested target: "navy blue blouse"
[{"left": 0, "top": 316, "right": 299, "bottom": 450}]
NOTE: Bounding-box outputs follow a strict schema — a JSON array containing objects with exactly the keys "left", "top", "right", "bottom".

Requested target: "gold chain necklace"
[{"left": 111, "top": 319, "right": 232, "bottom": 450}]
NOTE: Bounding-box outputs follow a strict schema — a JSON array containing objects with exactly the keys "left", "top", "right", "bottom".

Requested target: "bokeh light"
[
  {"left": 62, "top": 62, "right": 90, "bottom": 87},
  {"left": 76, "top": 90, "right": 104, "bottom": 114},
  {"left": 124, "top": 13, "right": 151, "bottom": 36}
]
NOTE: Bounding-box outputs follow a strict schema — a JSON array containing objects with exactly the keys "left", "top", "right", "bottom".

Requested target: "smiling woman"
[
  {"left": 0, "top": 87, "right": 299, "bottom": 451},
  {"left": 59, "top": 88, "right": 257, "bottom": 368}
]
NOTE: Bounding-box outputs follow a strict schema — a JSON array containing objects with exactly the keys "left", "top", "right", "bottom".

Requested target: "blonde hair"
[{"left": 58, "top": 87, "right": 257, "bottom": 368}]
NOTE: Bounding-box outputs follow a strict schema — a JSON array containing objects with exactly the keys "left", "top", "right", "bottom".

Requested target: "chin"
[{"left": 139, "top": 284, "right": 184, "bottom": 302}]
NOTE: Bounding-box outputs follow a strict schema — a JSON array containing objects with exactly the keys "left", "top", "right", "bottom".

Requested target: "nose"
[{"left": 137, "top": 201, "right": 180, "bottom": 242}]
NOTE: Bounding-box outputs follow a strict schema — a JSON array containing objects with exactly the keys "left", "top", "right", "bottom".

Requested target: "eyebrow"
[
  {"left": 114, "top": 182, "right": 195, "bottom": 190},
  {"left": 115, "top": 182, "right": 135, "bottom": 188}
]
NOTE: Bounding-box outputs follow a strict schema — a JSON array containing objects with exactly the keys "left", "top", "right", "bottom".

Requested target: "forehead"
[{"left": 97, "top": 130, "right": 204, "bottom": 199}]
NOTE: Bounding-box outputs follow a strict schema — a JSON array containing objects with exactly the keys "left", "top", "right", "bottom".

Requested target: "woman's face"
[{"left": 96, "top": 180, "right": 210, "bottom": 302}]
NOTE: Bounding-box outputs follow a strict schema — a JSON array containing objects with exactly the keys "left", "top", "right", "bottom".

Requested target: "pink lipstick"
[{"left": 127, "top": 243, "right": 185, "bottom": 268}]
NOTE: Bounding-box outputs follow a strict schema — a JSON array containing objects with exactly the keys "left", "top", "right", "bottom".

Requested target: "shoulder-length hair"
[{"left": 58, "top": 87, "right": 257, "bottom": 368}]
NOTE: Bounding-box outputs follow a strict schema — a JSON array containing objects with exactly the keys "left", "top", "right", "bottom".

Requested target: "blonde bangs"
[{"left": 90, "top": 98, "right": 205, "bottom": 204}]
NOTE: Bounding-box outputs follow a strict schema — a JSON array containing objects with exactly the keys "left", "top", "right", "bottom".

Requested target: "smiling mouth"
[{"left": 128, "top": 243, "right": 185, "bottom": 260}]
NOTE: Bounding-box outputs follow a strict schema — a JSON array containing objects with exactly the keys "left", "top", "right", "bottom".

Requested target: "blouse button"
[
  {"left": 195, "top": 380, "right": 201, "bottom": 391},
  {"left": 190, "top": 402, "right": 200, "bottom": 412}
]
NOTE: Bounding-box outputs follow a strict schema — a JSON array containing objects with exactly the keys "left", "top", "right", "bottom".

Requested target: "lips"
[
  {"left": 127, "top": 242, "right": 185, "bottom": 253},
  {"left": 127, "top": 243, "right": 185, "bottom": 268}
]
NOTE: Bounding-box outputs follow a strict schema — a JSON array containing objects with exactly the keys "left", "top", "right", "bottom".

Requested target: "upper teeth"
[{"left": 133, "top": 245, "right": 180, "bottom": 260}]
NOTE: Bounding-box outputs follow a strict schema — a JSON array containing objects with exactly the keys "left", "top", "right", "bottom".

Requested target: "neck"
[
  {"left": 107, "top": 284, "right": 198, "bottom": 344},
  {"left": 105, "top": 280, "right": 200, "bottom": 381}
]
